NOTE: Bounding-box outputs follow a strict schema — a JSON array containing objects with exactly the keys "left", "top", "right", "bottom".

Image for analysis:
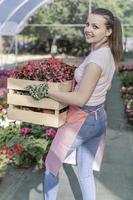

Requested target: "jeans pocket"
[{"left": 78, "top": 116, "right": 97, "bottom": 140}]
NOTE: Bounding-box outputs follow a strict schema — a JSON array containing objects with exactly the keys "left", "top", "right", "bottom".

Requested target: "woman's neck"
[{"left": 91, "top": 40, "right": 109, "bottom": 51}]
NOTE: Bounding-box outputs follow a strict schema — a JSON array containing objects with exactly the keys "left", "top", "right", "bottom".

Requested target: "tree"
[{"left": 22, "top": 0, "right": 133, "bottom": 55}]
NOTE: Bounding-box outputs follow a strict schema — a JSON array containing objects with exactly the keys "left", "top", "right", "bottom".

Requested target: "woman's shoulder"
[
  {"left": 89, "top": 47, "right": 111, "bottom": 58},
  {"left": 86, "top": 47, "right": 112, "bottom": 64},
  {"left": 85, "top": 47, "right": 114, "bottom": 72}
]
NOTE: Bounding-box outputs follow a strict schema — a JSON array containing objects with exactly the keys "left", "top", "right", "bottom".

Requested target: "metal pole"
[
  {"left": 15, "top": 34, "right": 18, "bottom": 65},
  {"left": 89, "top": 0, "right": 92, "bottom": 14},
  {"left": 0, "top": 36, "right": 3, "bottom": 68}
]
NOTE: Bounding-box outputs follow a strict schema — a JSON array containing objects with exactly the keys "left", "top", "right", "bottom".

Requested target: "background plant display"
[
  {"left": 119, "top": 64, "right": 133, "bottom": 124},
  {"left": 0, "top": 122, "right": 57, "bottom": 177}
]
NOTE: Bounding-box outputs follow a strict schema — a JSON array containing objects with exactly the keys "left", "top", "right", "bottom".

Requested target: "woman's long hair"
[{"left": 92, "top": 8, "right": 123, "bottom": 67}]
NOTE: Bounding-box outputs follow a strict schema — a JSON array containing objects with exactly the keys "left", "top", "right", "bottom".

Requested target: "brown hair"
[{"left": 92, "top": 8, "right": 123, "bottom": 67}]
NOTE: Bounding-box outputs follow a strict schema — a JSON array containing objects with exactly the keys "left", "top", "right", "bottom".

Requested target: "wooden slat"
[
  {"left": 7, "top": 108, "right": 67, "bottom": 128},
  {"left": 7, "top": 93, "right": 67, "bottom": 110},
  {"left": 59, "top": 80, "right": 72, "bottom": 92},
  {"left": 7, "top": 78, "right": 72, "bottom": 91},
  {"left": 7, "top": 78, "right": 59, "bottom": 91}
]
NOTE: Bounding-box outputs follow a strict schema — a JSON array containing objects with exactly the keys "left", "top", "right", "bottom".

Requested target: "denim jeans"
[{"left": 44, "top": 104, "right": 107, "bottom": 200}]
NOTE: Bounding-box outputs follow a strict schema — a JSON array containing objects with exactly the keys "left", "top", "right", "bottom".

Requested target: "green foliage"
[
  {"left": 119, "top": 71, "right": 133, "bottom": 87},
  {"left": 29, "top": 0, "right": 133, "bottom": 38},
  {"left": 10, "top": 135, "right": 49, "bottom": 167},
  {"left": 21, "top": 123, "right": 47, "bottom": 138},
  {"left": 0, "top": 154, "right": 10, "bottom": 177},
  {"left": 16, "top": 0, "right": 133, "bottom": 54},
  {"left": 23, "top": 0, "right": 89, "bottom": 45},
  {"left": 0, "top": 123, "right": 53, "bottom": 168},
  {"left": 0, "top": 124, "right": 20, "bottom": 147}
]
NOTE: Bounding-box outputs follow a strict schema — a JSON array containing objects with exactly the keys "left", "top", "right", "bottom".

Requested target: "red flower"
[
  {"left": 1, "top": 145, "right": 9, "bottom": 152},
  {"left": 1, "top": 145, "right": 14, "bottom": 160},
  {"left": 6, "top": 149, "right": 14, "bottom": 160},
  {"left": 11, "top": 58, "right": 75, "bottom": 82},
  {"left": 13, "top": 144, "right": 24, "bottom": 154},
  {"left": 9, "top": 69, "right": 15, "bottom": 77},
  {"left": 0, "top": 104, "right": 3, "bottom": 110}
]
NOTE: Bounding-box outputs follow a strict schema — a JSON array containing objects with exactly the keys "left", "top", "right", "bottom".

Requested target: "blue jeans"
[{"left": 44, "top": 104, "right": 107, "bottom": 200}]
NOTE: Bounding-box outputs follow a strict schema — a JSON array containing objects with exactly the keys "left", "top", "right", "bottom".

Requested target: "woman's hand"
[{"left": 25, "top": 83, "right": 48, "bottom": 100}]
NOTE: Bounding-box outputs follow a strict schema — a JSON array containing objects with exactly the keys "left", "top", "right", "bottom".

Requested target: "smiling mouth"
[
  {"left": 85, "top": 32, "right": 94, "bottom": 38},
  {"left": 85, "top": 34, "right": 94, "bottom": 38}
]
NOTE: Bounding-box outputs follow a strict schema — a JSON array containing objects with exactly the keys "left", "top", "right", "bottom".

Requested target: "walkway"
[{"left": 0, "top": 58, "right": 133, "bottom": 200}]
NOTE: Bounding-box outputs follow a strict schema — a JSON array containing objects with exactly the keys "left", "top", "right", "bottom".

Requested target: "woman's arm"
[
  {"left": 107, "top": 82, "right": 112, "bottom": 91},
  {"left": 48, "top": 63, "right": 102, "bottom": 107}
]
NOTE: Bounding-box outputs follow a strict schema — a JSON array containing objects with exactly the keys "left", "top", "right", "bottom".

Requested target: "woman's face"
[{"left": 84, "top": 14, "right": 112, "bottom": 48}]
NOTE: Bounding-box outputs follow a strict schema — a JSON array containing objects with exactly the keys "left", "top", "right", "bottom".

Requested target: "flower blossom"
[
  {"left": 12, "top": 58, "right": 75, "bottom": 82},
  {"left": 1, "top": 145, "right": 14, "bottom": 160},
  {"left": 21, "top": 127, "right": 31, "bottom": 135},
  {"left": 13, "top": 144, "right": 24, "bottom": 154},
  {"left": 2, "top": 108, "right": 7, "bottom": 114},
  {"left": 0, "top": 104, "right": 3, "bottom": 110},
  {"left": 0, "top": 88, "right": 7, "bottom": 97},
  {"left": 45, "top": 128, "right": 57, "bottom": 138}
]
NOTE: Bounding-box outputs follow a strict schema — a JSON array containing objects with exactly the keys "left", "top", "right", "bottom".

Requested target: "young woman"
[{"left": 44, "top": 8, "right": 123, "bottom": 200}]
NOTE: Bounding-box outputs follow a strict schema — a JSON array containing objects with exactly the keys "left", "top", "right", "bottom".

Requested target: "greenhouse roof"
[{"left": 0, "top": 0, "right": 53, "bottom": 36}]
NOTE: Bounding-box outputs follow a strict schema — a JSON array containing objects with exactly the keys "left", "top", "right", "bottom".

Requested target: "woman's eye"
[
  {"left": 93, "top": 25, "right": 99, "bottom": 29},
  {"left": 86, "top": 22, "right": 89, "bottom": 27}
]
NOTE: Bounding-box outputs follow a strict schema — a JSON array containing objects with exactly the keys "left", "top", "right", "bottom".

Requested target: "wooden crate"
[{"left": 7, "top": 78, "right": 72, "bottom": 127}]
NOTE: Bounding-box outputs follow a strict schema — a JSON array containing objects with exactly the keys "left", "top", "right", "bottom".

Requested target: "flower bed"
[
  {"left": 0, "top": 122, "right": 57, "bottom": 177},
  {"left": 7, "top": 58, "right": 75, "bottom": 127},
  {"left": 119, "top": 64, "right": 133, "bottom": 124}
]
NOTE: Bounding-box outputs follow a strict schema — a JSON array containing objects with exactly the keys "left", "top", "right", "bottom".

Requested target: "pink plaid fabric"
[{"left": 45, "top": 106, "right": 106, "bottom": 176}]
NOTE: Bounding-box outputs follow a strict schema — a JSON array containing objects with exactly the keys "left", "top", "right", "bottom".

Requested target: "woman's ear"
[{"left": 106, "top": 28, "right": 112, "bottom": 37}]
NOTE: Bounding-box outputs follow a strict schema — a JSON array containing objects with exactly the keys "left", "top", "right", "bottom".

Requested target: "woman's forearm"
[{"left": 48, "top": 90, "right": 85, "bottom": 107}]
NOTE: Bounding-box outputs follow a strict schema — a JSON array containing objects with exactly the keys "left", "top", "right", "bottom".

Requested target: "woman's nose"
[
  {"left": 84, "top": 27, "right": 91, "bottom": 35},
  {"left": 85, "top": 25, "right": 92, "bottom": 32}
]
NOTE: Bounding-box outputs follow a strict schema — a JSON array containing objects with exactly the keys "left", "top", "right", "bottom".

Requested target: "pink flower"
[
  {"left": 2, "top": 109, "right": 7, "bottom": 114},
  {"left": 21, "top": 127, "right": 31, "bottom": 135},
  {"left": 45, "top": 128, "right": 57, "bottom": 138},
  {"left": 9, "top": 69, "right": 15, "bottom": 77},
  {"left": 0, "top": 88, "right": 7, "bottom": 97}
]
